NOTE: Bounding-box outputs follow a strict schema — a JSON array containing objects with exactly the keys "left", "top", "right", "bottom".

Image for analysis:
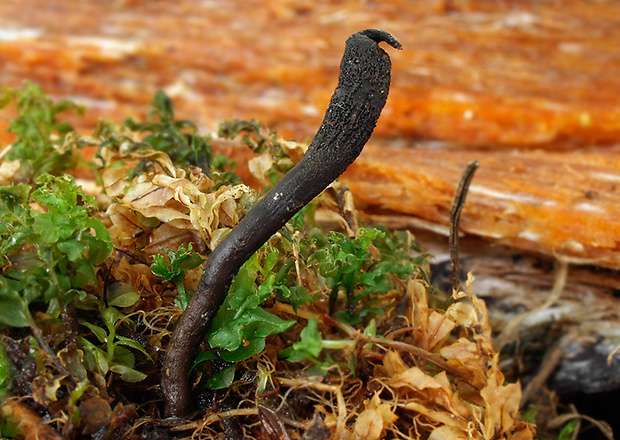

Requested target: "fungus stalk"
[{"left": 162, "top": 29, "right": 402, "bottom": 417}]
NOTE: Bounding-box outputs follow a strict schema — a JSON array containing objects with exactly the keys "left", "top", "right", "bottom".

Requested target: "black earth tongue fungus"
[{"left": 161, "top": 29, "right": 402, "bottom": 418}]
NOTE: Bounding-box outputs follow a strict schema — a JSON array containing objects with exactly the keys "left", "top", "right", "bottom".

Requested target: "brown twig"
[
  {"left": 495, "top": 259, "right": 568, "bottom": 352},
  {"left": 366, "top": 336, "right": 479, "bottom": 388},
  {"left": 449, "top": 160, "right": 479, "bottom": 293},
  {"left": 28, "top": 315, "right": 72, "bottom": 379}
]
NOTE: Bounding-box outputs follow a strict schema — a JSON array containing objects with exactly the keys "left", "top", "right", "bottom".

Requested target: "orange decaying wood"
[
  {"left": 2, "top": 0, "right": 620, "bottom": 147},
  {"left": 210, "top": 138, "right": 620, "bottom": 270},
  {"left": 341, "top": 143, "right": 620, "bottom": 269}
]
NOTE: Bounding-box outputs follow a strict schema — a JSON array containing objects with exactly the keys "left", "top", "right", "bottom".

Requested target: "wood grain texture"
[{"left": 1, "top": 0, "right": 620, "bottom": 146}]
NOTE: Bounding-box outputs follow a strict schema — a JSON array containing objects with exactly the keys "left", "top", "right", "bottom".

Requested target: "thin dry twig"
[
  {"left": 607, "top": 344, "right": 620, "bottom": 366},
  {"left": 521, "top": 345, "right": 564, "bottom": 405},
  {"left": 548, "top": 410, "right": 615, "bottom": 440},
  {"left": 365, "top": 335, "right": 478, "bottom": 388},
  {"left": 449, "top": 160, "right": 480, "bottom": 293},
  {"left": 495, "top": 259, "right": 568, "bottom": 352},
  {"left": 169, "top": 408, "right": 259, "bottom": 432}
]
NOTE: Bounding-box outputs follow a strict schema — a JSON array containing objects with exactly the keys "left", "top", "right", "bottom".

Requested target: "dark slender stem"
[
  {"left": 449, "top": 160, "right": 480, "bottom": 293},
  {"left": 27, "top": 311, "right": 72, "bottom": 379},
  {"left": 161, "top": 29, "right": 401, "bottom": 417},
  {"left": 328, "top": 186, "right": 358, "bottom": 233},
  {"left": 60, "top": 299, "right": 79, "bottom": 347}
]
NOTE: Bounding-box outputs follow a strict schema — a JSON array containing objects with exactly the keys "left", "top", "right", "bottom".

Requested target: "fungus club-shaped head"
[{"left": 310, "top": 29, "right": 402, "bottom": 181}]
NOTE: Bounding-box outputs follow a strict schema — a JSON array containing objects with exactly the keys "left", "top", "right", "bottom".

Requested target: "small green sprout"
[
  {"left": 208, "top": 252, "right": 295, "bottom": 362},
  {"left": 279, "top": 318, "right": 377, "bottom": 372},
  {"left": 309, "top": 227, "right": 415, "bottom": 324},
  {"left": 0, "top": 82, "right": 86, "bottom": 182},
  {"left": 123, "top": 90, "right": 214, "bottom": 174},
  {"left": 191, "top": 251, "right": 295, "bottom": 389},
  {"left": 150, "top": 243, "right": 205, "bottom": 310},
  {"left": 78, "top": 295, "right": 152, "bottom": 383},
  {"left": 555, "top": 419, "right": 579, "bottom": 440},
  {"left": 0, "top": 174, "right": 113, "bottom": 327}
]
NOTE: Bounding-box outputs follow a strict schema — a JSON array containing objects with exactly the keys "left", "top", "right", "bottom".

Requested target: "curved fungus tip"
[{"left": 358, "top": 29, "right": 403, "bottom": 50}]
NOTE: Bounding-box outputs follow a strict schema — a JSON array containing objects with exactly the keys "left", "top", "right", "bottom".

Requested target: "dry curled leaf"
[
  {"left": 368, "top": 274, "right": 536, "bottom": 440},
  {"left": 352, "top": 394, "right": 398, "bottom": 440},
  {"left": 480, "top": 357, "right": 525, "bottom": 440},
  {"left": 102, "top": 146, "right": 254, "bottom": 252},
  {"left": 32, "top": 374, "right": 64, "bottom": 406}
]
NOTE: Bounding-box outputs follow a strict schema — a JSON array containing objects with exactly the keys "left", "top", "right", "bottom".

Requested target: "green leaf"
[
  {"left": 102, "top": 307, "right": 126, "bottom": 330},
  {"left": 71, "top": 260, "right": 97, "bottom": 288},
  {"left": 84, "top": 221, "right": 113, "bottom": 265},
  {"left": 0, "top": 415, "right": 19, "bottom": 438},
  {"left": 0, "top": 345, "right": 13, "bottom": 399},
  {"left": 56, "top": 239, "right": 87, "bottom": 262},
  {"left": 204, "top": 364, "right": 236, "bottom": 390},
  {"left": 150, "top": 243, "right": 204, "bottom": 283},
  {"left": 79, "top": 337, "right": 109, "bottom": 374},
  {"left": 0, "top": 287, "right": 29, "bottom": 327},
  {"left": 122, "top": 91, "right": 214, "bottom": 173},
  {"left": 280, "top": 319, "right": 323, "bottom": 362},
  {"left": 208, "top": 320, "right": 243, "bottom": 352},
  {"left": 178, "top": 250, "right": 205, "bottom": 272},
  {"left": 255, "top": 273, "right": 276, "bottom": 303},
  {"left": 81, "top": 322, "right": 108, "bottom": 343},
  {"left": 244, "top": 307, "right": 295, "bottom": 339},
  {"left": 208, "top": 251, "right": 294, "bottom": 362},
  {"left": 108, "top": 291, "right": 140, "bottom": 308},
  {"left": 215, "top": 308, "right": 294, "bottom": 362},
  {"left": 556, "top": 419, "right": 579, "bottom": 440},
  {"left": 151, "top": 90, "right": 175, "bottom": 122},
  {"left": 1, "top": 174, "right": 113, "bottom": 315},
  {"left": 31, "top": 212, "right": 66, "bottom": 244},
  {"left": 21, "top": 273, "right": 48, "bottom": 304},
  {"left": 109, "top": 364, "right": 147, "bottom": 382},
  {"left": 305, "top": 226, "right": 422, "bottom": 323},
  {"left": 275, "top": 284, "right": 316, "bottom": 311},
  {"left": 192, "top": 350, "right": 217, "bottom": 370},
  {"left": 219, "top": 338, "right": 266, "bottom": 363},
  {"left": 1, "top": 82, "right": 84, "bottom": 180},
  {"left": 150, "top": 243, "right": 204, "bottom": 311},
  {"left": 115, "top": 336, "right": 152, "bottom": 361},
  {"left": 262, "top": 249, "right": 279, "bottom": 274},
  {"left": 112, "top": 345, "right": 136, "bottom": 368},
  {"left": 150, "top": 254, "right": 171, "bottom": 279},
  {"left": 0, "top": 183, "right": 31, "bottom": 205}
]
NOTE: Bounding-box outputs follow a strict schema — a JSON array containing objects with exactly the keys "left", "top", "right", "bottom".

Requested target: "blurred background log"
[
  {"left": 1, "top": 0, "right": 619, "bottom": 433},
  {"left": 2, "top": 0, "right": 620, "bottom": 147}
]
